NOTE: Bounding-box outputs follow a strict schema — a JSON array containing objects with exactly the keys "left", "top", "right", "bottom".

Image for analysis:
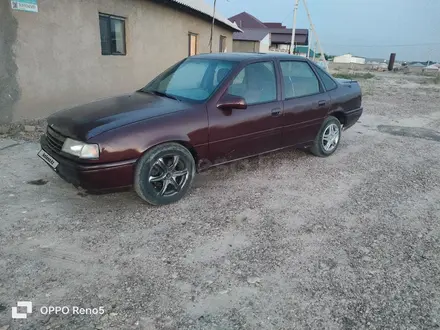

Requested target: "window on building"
[
  {"left": 188, "top": 33, "right": 198, "bottom": 56},
  {"left": 314, "top": 65, "right": 338, "bottom": 91},
  {"left": 99, "top": 13, "right": 126, "bottom": 55},
  {"left": 280, "top": 61, "right": 321, "bottom": 99},
  {"left": 219, "top": 35, "right": 227, "bottom": 52},
  {"left": 228, "top": 61, "right": 277, "bottom": 105}
]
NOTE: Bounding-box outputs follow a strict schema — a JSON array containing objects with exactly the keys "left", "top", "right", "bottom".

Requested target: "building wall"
[
  {"left": 259, "top": 34, "right": 270, "bottom": 53},
  {"left": 5, "top": 0, "right": 233, "bottom": 121},
  {"left": 233, "top": 40, "right": 258, "bottom": 53},
  {"left": 270, "top": 44, "right": 290, "bottom": 52},
  {"left": 333, "top": 54, "right": 366, "bottom": 65},
  {"left": 333, "top": 54, "right": 352, "bottom": 64},
  {"left": 0, "top": 0, "right": 20, "bottom": 124},
  {"left": 351, "top": 57, "right": 366, "bottom": 65}
]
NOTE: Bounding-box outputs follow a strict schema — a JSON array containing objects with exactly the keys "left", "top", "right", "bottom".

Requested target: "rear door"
[
  {"left": 278, "top": 60, "right": 331, "bottom": 146},
  {"left": 207, "top": 60, "right": 283, "bottom": 163}
]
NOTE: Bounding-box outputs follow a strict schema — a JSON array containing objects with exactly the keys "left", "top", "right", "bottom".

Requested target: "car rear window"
[{"left": 314, "top": 65, "right": 338, "bottom": 91}]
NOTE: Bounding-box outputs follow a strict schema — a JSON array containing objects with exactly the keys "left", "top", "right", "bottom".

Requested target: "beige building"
[
  {"left": 0, "top": 0, "right": 240, "bottom": 123},
  {"left": 232, "top": 30, "right": 271, "bottom": 53},
  {"left": 228, "top": 12, "right": 308, "bottom": 54}
]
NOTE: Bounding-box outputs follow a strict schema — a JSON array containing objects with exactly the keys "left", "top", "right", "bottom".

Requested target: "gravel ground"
[{"left": 1, "top": 73, "right": 440, "bottom": 330}]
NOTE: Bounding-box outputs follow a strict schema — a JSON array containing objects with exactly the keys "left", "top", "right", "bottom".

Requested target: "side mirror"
[{"left": 217, "top": 94, "right": 247, "bottom": 110}]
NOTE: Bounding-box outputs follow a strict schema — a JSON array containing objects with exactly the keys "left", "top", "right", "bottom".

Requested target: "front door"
[
  {"left": 208, "top": 61, "right": 283, "bottom": 164},
  {"left": 279, "top": 60, "right": 331, "bottom": 146}
]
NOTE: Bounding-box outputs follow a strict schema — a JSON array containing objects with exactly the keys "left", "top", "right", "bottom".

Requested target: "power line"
[{"left": 281, "top": 11, "right": 293, "bottom": 25}]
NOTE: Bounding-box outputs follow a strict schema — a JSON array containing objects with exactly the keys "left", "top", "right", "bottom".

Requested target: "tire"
[
  {"left": 310, "top": 116, "right": 342, "bottom": 157},
  {"left": 134, "top": 143, "right": 196, "bottom": 205}
]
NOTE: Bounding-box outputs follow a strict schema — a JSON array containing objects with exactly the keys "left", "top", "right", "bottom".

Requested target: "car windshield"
[{"left": 141, "top": 58, "right": 236, "bottom": 102}]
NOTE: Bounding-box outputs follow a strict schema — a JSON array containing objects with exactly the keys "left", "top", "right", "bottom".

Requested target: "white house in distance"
[{"left": 333, "top": 54, "right": 366, "bottom": 64}]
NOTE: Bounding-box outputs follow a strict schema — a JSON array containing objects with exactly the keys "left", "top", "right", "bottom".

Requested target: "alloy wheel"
[
  {"left": 322, "top": 123, "right": 340, "bottom": 152},
  {"left": 148, "top": 155, "right": 189, "bottom": 197}
]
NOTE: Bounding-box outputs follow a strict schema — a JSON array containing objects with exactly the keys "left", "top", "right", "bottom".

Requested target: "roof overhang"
[
  {"left": 232, "top": 29, "right": 270, "bottom": 42},
  {"left": 152, "top": 0, "right": 242, "bottom": 32}
]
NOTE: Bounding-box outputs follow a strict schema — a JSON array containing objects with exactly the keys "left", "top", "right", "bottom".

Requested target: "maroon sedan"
[{"left": 39, "top": 53, "right": 362, "bottom": 205}]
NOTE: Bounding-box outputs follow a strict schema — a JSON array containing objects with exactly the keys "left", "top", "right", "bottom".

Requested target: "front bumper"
[
  {"left": 40, "top": 135, "right": 136, "bottom": 192},
  {"left": 344, "top": 107, "right": 363, "bottom": 130}
]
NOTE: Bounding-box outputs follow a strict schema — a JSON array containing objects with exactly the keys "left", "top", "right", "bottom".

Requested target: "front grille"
[{"left": 46, "top": 126, "right": 66, "bottom": 153}]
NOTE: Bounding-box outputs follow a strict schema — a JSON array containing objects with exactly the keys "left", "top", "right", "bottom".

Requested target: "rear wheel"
[
  {"left": 134, "top": 143, "right": 195, "bottom": 205},
  {"left": 310, "top": 116, "right": 341, "bottom": 157}
]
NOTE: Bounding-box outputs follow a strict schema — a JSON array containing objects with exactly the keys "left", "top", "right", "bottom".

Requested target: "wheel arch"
[
  {"left": 174, "top": 140, "right": 199, "bottom": 164},
  {"left": 137, "top": 139, "right": 199, "bottom": 166},
  {"left": 329, "top": 111, "right": 346, "bottom": 126}
]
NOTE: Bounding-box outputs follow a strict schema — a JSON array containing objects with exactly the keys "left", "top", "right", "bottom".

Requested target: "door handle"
[
  {"left": 271, "top": 108, "right": 281, "bottom": 116},
  {"left": 318, "top": 100, "right": 326, "bottom": 107}
]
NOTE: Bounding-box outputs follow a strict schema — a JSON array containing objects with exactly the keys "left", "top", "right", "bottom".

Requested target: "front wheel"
[
  {"left": 134, "top": 143, "right": 196, "bottom": 205},
  {"left": 310, "top": 116, "right": 342, "bottom": 157}
]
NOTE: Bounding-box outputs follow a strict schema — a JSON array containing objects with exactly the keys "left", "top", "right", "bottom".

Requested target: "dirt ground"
[{"left": 1, "top": 72, "right": 440, "bottom": 330}]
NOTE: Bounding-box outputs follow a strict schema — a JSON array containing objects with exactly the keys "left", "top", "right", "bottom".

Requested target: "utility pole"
[
  {"left": 302, "top": 0, "right": 328, "bottom": 70},
  {"left": 307, "top": 27, "right": 313, "bottom": 58},
  {"left": 209, "top": 0, "right": 217, "bottom": 53},
  {"left": 313, "top": 41, "right": 317, "bottom": 61},
  {"left": 290, "top": 0, "right": 300, "bottom": 54}
]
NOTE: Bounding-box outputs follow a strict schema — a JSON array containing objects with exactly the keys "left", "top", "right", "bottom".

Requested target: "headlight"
[{"left": 61, "top": 138, "right": 100, "bottom": 159}]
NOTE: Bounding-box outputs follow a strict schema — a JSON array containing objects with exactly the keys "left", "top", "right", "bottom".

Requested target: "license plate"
[{"left": 38, "top": 150, "right": 59, "bottom": 169}]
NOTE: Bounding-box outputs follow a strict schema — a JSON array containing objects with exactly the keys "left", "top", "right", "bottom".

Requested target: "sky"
[{"left": 215, "top": 0, "right": 440, "bottom": 62}]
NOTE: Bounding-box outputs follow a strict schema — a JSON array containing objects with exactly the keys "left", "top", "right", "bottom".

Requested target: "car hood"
[{"left": 47, "top": 92, "right": 189, "bottom": 140}]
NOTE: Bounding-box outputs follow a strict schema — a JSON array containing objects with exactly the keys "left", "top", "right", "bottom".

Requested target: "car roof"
[{"left": 190, "top": 52, "right": 307, "bottom": 62}]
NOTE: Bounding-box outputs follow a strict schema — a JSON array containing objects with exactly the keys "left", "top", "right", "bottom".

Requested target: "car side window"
[
  {"left": 315, "top": 66, "right": 338, "bottom": 91},
  {"left": 227, "top": 61, "right": 277, "bottom": 105},
  {"left": 280, "top": 61, "right": 321, "bottom": 99}
]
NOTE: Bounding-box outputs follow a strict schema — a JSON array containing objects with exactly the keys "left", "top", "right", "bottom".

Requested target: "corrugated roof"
[
  {"left": 264, "top": 23, "right": 285, "bottom": 28},
  {"left": 233, "top": 29, "right": 269, "bottom": 41},
  {"left": 267, "top": 28, "right": 308, "bottom": 35},
  {"left": 170, "top": 0, "right": 242, "bottom": 31},
  {"left": 229, "top": 12, "right": 268, "bottom": 29}
]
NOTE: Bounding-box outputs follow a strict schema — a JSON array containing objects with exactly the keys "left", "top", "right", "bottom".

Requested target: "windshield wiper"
[{"left": 148, "top": 90, "right": 180, "bottom": 101}]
